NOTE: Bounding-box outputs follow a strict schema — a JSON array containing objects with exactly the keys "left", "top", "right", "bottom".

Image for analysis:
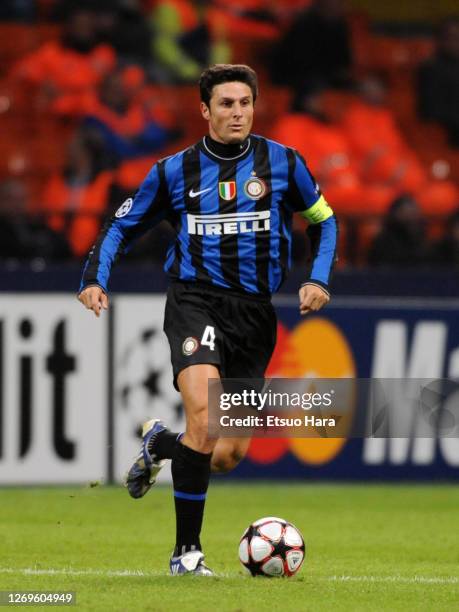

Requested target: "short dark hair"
[{"left": 199, "top": 64, "right": 258, "bottom": 106}]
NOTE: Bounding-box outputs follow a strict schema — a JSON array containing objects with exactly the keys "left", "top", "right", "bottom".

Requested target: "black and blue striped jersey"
[{"left": 80, "top": 135, "right": 338, "bottom": 297}]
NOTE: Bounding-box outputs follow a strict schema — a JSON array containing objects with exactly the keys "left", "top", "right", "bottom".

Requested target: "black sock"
[
  {"left": 171, "top": 442, "right": 212, "bottom": 557},
  {"left": 149, "top": 430, "right": 182, "bottom": 460}
]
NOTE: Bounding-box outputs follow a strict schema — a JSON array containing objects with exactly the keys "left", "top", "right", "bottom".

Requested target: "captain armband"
[{"left": 300, "top": 195, "right": 334, "bottom": 224}]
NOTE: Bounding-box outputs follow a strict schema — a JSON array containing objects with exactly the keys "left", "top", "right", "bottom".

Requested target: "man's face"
[{"left": 201, "top": 81, "right": 254, "bottom": 144}]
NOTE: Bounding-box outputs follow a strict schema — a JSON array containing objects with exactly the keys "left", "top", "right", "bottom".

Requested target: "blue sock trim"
[{"left": 174, "top": 490, "right": 207, "bottom": 501}]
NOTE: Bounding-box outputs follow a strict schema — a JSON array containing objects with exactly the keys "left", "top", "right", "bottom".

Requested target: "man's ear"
[{"left": 200, "top": 101, "right": 210, "bottom": 120}]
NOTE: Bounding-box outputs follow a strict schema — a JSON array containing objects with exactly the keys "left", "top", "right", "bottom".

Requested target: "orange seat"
[
  {"left": 0, "top": 132, "right": 69, "bottom": 178},
  {"left": 386, "top": 85, "right": 417, "bottom": 123},
  {"left": 255, "top": 86, "right": 292, "bottom": 133},
  {"left": 0, "top": 25, "right": 39, "bottom": 68},
  {"left": 160, "top": 85, "right": 203, "bottom": 139},
  {"left": 0, "top": 77, "right": 29, "bottom": 114},
  {"left": 322, "top": 90, "right": 355, "bottom": 123},
  {"left": 116, "top": 156, "right": 160, "bottom": 190},
  {"left": 41, "top": 169, "right": 114, "bottom": 257},
  {"left": 36, "top": 24, "right": 61, "bottom": 44},
  {"left": 369, "top": 36, "right": 434, "bottom": 73},
  {"left": 416, "top": 181, "right": 459, "bottom": 215}
]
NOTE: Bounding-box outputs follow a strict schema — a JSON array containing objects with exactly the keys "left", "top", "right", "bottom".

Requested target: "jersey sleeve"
[
  {"left": 79, "top": 161, "right": 170, "bottom": 293},
  {"left": 286, "top": 149, "right": 338, "bottom": 293}
]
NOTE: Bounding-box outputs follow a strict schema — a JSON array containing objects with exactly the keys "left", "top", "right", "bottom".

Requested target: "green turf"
[{"left": 0, "top": 484, "right": 458, "bottom": 611}]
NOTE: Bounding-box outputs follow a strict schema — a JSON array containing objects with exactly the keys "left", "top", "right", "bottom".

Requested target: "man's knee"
[
  {"left": 212, "top": 445, "right": 245, "bottom": 474},
  {"left": 184, "top": 404, "right": 215, "bottom": 453}
]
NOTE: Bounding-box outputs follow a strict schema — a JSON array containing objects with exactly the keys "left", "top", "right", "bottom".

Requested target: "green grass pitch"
[{"left": 1, "top": 483, "right": 458, "bottom": 611}]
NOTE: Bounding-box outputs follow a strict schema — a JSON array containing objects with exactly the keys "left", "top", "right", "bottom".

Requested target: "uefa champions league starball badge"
[{"left": 115, "top": 198, "right": 133, "bottom": 218}]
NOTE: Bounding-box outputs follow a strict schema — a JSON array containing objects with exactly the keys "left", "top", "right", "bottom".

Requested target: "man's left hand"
[{"left": 299, "top": 284, "right": 330, "bottom": 315}]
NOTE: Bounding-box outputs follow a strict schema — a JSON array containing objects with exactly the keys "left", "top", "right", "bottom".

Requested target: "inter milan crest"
[
  {"left": 182, "top": 337, "right": 199, "bottom": 356},
  {"left": 244, "top": 177, "right": 267, "bottom": 200},
  {"left": 219, "top": 181, "right": 236, "bottom": 201}
]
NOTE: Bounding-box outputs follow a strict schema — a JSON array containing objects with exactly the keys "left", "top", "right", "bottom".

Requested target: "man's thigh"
[
  {"left": 221, "top": 298, "right": 277, "bottom": 380},
  {"left": 164, "top": 284, "right": 223, "bottom": 389}
]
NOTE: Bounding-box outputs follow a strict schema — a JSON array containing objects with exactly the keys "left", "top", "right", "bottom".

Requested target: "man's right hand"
[{"left": 78, "top": 286, "right": 109, "bottom": 318}]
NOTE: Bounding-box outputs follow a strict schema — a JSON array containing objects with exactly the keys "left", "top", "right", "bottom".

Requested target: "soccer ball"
[{"left": 238, "top": 516, "right": 305, "bottom": 577}]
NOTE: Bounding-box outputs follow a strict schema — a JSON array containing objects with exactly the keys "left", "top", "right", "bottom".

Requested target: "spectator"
[
  {"left": 54, "top": 66, "right": 180, "bottom": 164},
  {"left": 368, "top": 195, "right": 428, "bottom": 267},
  {"left": 417, "top": 18, "right": 459, "bottom": 148},
  {"left": 0, "top": 179, "right": 70, "bottom": 262},
  {"left": 270, "top": 0, "right": 353, "bottom": 96},
  {"left": 149, "top": 0, "right": 230, "bottom": 83},
  {"left": 93, "top": 0, "right": 152, "bottom": 64},
  {"left": 270, "top": 86, "right": 394, "bottom": 214},
  {"left": 341, "top": 74, "right": 427, "bottom": 193},
  {"left": 430, "top": 209, "right": 459, "bottom": 268},
  {"left": 40, "top": 131, "right": 114, "bottom": 258},
  {"left": 208, "top": 0, "right": 279, "bottom": 39},
  {"left": 12, "top": 6, "right": 116, "bottom": 107}
]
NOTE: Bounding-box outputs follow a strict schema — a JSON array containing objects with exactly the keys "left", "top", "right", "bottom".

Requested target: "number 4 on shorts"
[{"left": 201, "top": 325, "right": 216, "bottom": 351}]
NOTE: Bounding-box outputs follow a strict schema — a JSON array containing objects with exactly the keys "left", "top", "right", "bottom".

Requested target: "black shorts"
[{"left": 163, "top": 282, "right": 277, "bottom": 389}]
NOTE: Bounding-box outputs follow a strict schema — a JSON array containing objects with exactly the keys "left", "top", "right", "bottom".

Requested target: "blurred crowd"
[{"left": 0, "top": 0, "right": 458, "bottom": 269}]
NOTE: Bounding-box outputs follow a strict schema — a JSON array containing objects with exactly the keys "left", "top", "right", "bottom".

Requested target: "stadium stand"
[{"left": 0, "top": 0, "right": 457, "bottom": 267}]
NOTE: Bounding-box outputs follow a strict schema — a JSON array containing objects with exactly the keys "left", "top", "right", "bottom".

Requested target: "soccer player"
[{"left": 78, "top": 64, "right": 337, "bottom": 575}]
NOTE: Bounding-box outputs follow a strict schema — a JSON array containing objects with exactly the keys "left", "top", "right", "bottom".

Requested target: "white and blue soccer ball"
[{"left": 238, "top": 517, "right": 305, "bottom": 577}]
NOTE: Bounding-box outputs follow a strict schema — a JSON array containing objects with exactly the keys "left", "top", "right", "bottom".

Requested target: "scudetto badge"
[
  {"left": 115, "top": 198, "right": 133, "bottom": 218},
  {"left": 244, "top": 177, "right": 267, "bottom": 200},
  {"left": 182, "top": 337, "right": 199, "bottom": 356},
  {"left": 219, "top": 181, "right": 236, "bottom": 201}
]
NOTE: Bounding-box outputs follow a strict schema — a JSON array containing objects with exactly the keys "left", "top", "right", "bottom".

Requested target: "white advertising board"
[
  {"left": 113, "top": 295, "right": 185, "bottom": 483},
  {"left": 0, "top": 295, "right": 107, "bottom": 483}
]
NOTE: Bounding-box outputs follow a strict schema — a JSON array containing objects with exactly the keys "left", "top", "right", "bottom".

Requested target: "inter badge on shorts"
[
  {"left": 218, "top": 181, "right": 236, "bottom": 201},
  {"left": 182, "top": 337, "right": 199, "bottom": 356},
  {"left": 244, "top": 177, "right": 267, "bottom": 200}
]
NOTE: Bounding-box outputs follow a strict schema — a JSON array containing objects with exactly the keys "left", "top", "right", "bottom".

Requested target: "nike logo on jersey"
[
  {"left": 189, "top": 187, "right": 212, "bottom": 198},
  {"left": 187, "top": 211, "right": 270, "bottom": 236}
]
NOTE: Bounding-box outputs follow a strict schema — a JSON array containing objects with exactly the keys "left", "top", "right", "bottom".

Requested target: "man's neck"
[{"left": 203, "top": 135, "right": 250, "bottom": 160}]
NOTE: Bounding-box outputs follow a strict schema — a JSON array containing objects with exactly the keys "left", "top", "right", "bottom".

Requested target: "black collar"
[{"left": 202, "top": 135, "right": 251, "bottom": 160}]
